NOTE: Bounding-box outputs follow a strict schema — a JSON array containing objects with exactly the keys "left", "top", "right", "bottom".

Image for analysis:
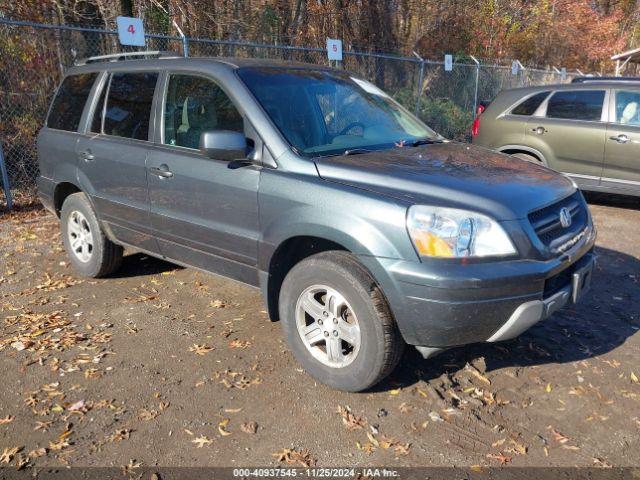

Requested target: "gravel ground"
[{"left": 0, "top": 193, "right": 638, "bottom": 469}]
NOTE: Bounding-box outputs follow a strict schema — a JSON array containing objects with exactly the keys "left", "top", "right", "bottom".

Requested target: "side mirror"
[{"left": 199, "top": 130, "right": 247, "bottom": 161}]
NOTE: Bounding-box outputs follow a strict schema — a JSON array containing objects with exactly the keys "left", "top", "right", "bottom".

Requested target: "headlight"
[{"left": 407, "top": 206, "right": 516, "bottom": 258}]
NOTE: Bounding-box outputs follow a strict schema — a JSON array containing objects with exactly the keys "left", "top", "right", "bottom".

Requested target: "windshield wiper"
[
  {"left": 342, "top": 148, "right": 373, "bottom": 156},
  {"left": 410, "top": 138, "right": 443, "bottom": 147}
]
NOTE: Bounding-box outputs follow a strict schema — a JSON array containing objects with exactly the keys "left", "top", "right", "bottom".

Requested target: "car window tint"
[
  {"left": 511, "top": 91, "right": 549, "bottom": 116},
  {"left": 103, "top": 72, "right": 158, "bottom": 140},
  {"left": 164, "top": 74, "right": 244, "bottom": 149},
  {"left": 47, "top": 73, "right": 98, "bottom": 131},
  {"left": 615, "top": 90, "right": 640, "bottom": 126},
  {"left": 90, "top": 77, "right": 108, "bottom": 133},
  {"left": 546, "top": 90, "right": 604, "bottom": 121}
]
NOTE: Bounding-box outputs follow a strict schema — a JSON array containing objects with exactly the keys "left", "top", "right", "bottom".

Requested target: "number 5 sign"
[
  {"left": 117, "top": 16, "right": 146, "bottom": 47},
  {"left": 327, "top": 38, "right": 343, "bottom": 61}
]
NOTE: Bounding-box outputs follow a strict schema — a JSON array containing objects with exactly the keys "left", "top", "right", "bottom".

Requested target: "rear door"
[
  {"left": 525, "top": 89, "right": 607, "bottom": 188},
  {"left": 146, "top": 72, "right": 260, "bottom": 285},
  {"left": 602, "top": 89, "right": 640, "bottom": 194},
  {"left": 76, "top": 70, "right": 160, "bottom": 252},
  {"left": 37, "top": 72, "right": 99, "bottom": 182}
]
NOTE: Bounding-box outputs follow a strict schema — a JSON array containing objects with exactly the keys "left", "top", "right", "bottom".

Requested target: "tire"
[
  {"left": 279, "top": 251, "right": 404, "bottom": 392},
  {"left": 511, "top": 152, "right": 541, "bottom": 164},
  {"left": 60, "top": 192, "right": 123, "bottom": 278}
]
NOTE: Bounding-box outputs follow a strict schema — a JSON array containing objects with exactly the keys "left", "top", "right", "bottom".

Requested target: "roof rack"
[
  {"left": 572, "top": 76, "right": 640, "bottom": 84},
  {"left": 75, "top": 51, "right": 180, "bottom": 66}
]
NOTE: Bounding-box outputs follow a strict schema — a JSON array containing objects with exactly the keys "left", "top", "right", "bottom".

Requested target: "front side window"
[
  {"left": 163, "top": 74, "right": 244, "bottom": 149},
  {"left": 614, "top": 90, "right": 640, "bottom": 126},
  {"left": 511, "top": 91, "right": 549, "bottom": 116},
  {"left": 47, "top": 73, "right": 98, "bottom": 131},
  {"left": 103, "top": 72, "right": 158, "bottom": 140},
  {"left": 546, "top": 90, "right": 605, "bottom": 121},
  {"left": 237, "top": 67, "right": 437, "bottom": 156}
]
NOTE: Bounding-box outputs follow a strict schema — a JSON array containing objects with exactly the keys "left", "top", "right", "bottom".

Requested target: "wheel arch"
[
  {"left": 53, "top": 182, "right": 82, "bottom": 217},
  {"left": 497, "top": 145, "right": 548, "bottom": 166},
  {"left": 262, "top": 235, "right": 350, "bottom": 322}
]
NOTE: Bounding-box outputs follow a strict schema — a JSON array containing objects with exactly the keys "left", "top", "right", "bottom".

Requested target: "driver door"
[{"left": 147, "top": 72, "right": 261, "bottom": 285}]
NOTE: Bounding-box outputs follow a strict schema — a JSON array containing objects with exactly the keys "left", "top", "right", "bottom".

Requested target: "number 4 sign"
[{"left": 117, "top": 16, "right": 146, "bottom": 47}]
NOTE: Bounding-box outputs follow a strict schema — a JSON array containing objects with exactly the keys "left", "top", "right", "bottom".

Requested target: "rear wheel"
[
  {"left": 60, "top": 193, "right": 123, "bottom": 278},
  {"left": 279, "top": 251, "right": 404, "bottom": 392}
]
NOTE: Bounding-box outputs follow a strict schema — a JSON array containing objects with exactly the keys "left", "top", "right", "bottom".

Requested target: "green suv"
[{"left": 473, "top": 78, "right": 640, "bottom": 196}]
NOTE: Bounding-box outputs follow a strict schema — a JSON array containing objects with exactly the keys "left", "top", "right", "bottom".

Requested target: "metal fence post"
[
  {"left": 470, "top": 55, "right": 480, "bottom": 119},
  {"left": 183, "top": 36, "right": 189, "bottom": 57},
  {"left": 412, "top": 51, "right": 425, "bottom": 115},
  {"left": 0, "top": 144, "right": 13, "bottom": 212}
]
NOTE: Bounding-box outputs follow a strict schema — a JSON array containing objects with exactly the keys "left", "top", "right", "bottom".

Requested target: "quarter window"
[
  {"left": 614, "top": 90, "right": 640, "bottom": 126},
  {"left": 546, "top": 90, "right": 605, "bottom": 121},
  {"left": 47, "top": 73, "right": 98, "bottom": 131},
  {"left": 163, "top": 74, "right": 244, "bottom": 149},
  {"left": 511, "top": 91, "right": 549, "bottom": 116},
  {"left": 103, "top": 72, "right": 159, "bottom": 140}
]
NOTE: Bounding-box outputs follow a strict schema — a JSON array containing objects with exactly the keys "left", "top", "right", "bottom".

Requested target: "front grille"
[{"left": 528, "top": 191, "right": 588, "bottom": 252}]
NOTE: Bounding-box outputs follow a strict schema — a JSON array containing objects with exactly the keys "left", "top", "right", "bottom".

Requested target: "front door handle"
[
  {"left": 149, "top": 164, "right": 173, "bottom": 178},
  {"left": 609, "top": 134, "right": 629, "bottom": 144},
  {"left": 532, "top": 126, "right": 547, "bottom": 135},
  {"left": 79, "top": 150, "right": 94, "bottom": 162}
]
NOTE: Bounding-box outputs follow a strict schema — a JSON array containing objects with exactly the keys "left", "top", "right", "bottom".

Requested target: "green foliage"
[{"left": 392, "top": 88, "right": 472, "bottom": 141}]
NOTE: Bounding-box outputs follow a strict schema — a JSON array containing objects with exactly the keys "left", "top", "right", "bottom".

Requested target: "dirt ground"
[{"left": 0, "top": 193, "right": 638, "bottom": 470}]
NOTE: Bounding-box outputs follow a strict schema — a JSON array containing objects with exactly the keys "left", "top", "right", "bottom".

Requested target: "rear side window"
[
  {"left": 511, "top": 91, "right": 549, "bottom": 116},
  {"left": 546, "top": 90, "right": 605, "bottom": 121},
  {"left": 103, "top": 72, "right": 158, "bottom": 140},
  {"left": 47, "top": 73, "right": 98, "bottom": 131}
]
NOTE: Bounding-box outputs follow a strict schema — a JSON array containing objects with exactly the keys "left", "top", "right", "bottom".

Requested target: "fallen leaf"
[
  {"left": 241, "top": 421, "right": 258, "bottom": 434},
  {"left": 0, "top": 447, "right": 21, "bottom": 464},
  {"left": 546, "top": 383, "right": 553, "bottom": 393},
  {"left": 0, "top": 416, "right": 14, "bottom": 425},
  {"left": 67, "top": 400, "right": 85, "bottom": 411},
  {"left": 218, "top": 418, "right": 232, "bottom": 436},
  {"left": 337, "top": 406, "right": 366, "bottom": 430},
  {"left": 189, "top": 344, "right": 213, "bottom": 355},
  {"left": 631, "top": 372, "right": 638, "bottom": 383},
  {"left": 486, "top": 452, "right": 512, "bottom": 464},
  {"left": 272, "top": 448, "right": 316, "bottom": 467},
  {"left": 192, "top": 436, "right": 213, "bottom": 448},
  {"left": 28, "top": 448, "right": 47, "bottom": 458}
]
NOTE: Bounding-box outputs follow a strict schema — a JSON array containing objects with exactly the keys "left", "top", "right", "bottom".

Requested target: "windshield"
[{"left": 237, "top": 67, "right": 439, "bottom": 156}]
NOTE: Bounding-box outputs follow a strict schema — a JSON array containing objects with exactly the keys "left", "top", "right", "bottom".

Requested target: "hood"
[{"left": 314, "top": 143, "right": 575, "bottom": 220}]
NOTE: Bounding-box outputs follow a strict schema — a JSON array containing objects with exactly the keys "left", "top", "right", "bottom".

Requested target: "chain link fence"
[{"left": 0, "top": 17, "right": 572, "bottom": 209}]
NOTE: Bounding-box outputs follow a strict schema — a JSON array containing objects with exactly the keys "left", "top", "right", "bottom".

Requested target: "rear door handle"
[
  {"left": 79, "top": 150, "right": 94, "bottom": 162},
  {"left": 609, "top": 134, "right": 629, "bottom": 144},
  {"left": 149, "top": 164, "right": 173, "bottom": 178}
]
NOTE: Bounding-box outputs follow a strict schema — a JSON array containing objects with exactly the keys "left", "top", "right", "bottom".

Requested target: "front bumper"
[{"left": 360, "top": 223, "right": 596, "bottom": 348}]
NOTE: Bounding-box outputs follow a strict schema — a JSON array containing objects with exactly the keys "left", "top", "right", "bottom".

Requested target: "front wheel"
[{"left": 279, "top": 251, "right": 404, "bottom": 392}]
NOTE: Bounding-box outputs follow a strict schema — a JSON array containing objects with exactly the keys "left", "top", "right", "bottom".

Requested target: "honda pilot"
[{"left": 37, "top": 53, "right": 596, "bottom": 391}]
